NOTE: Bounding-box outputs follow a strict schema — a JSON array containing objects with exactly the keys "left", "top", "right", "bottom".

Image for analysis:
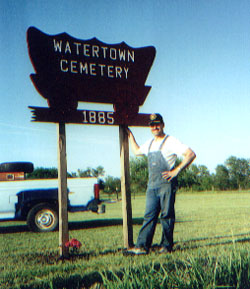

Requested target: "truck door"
[{"left": 0, "top": 183, "right": 18, "bottom": 219}]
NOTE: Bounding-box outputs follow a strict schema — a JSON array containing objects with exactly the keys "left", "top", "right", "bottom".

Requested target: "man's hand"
[
  {"left": 162, "top": 168, "right": 180, "bottom": 181},
  {"left": 162, "top": 148, "right": 196, "bottom": 181},
  {"left": 126, "top": 127, "right": 132, "bottom": 137},
  {"left": 126, "top": 127, "right": 142, "bottom": 156}
]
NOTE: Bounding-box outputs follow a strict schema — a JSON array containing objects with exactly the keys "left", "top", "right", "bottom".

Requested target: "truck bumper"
[{"left": 69, "top": 200, "right": 106, "bottom": 214}]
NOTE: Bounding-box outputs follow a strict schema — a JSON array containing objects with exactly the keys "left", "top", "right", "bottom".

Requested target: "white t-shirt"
[{"left": 140, "top": 135, "right": 189, "bottom": 170}]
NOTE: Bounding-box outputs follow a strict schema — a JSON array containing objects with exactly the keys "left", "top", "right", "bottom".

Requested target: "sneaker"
[
  {"left": 127, "top": 247, "right": 148, "bottom": 255},
  {"left": 159, "top": 246, "right": 172, "bottom": 254}
]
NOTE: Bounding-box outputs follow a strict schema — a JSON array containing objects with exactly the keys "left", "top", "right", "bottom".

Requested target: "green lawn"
[{"left": 1, "top": 191, "right": 250, "bottom": 288}]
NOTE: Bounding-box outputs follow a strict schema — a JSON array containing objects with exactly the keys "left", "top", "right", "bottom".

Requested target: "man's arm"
[
  {"left": 162, "top": 148, "right": 196, "bottom": 181},
  {"left": 126, "top": 128, "right": 143, "bottom": 156}
]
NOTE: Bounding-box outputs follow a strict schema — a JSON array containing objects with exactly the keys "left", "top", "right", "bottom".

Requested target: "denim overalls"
[{"left": 136, "top": 136, "right": 177, "bottom": 251}]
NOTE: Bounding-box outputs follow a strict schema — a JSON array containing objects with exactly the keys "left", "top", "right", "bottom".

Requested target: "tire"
[
  {"left": 27, "top": 203, "right": 58, "bottom": 232},
  {"left": 0, "top": 162, "right": 34, "bottom": 173}
]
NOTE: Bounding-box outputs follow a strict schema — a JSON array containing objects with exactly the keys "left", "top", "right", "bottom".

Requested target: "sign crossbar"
[{"left": 29, "top": 106, "right": 151, "bottom": 127}]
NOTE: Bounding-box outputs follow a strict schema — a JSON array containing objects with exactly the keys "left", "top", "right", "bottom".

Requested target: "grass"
[{"left": 1, "top": 191, "right": 250, "bottom": 288}]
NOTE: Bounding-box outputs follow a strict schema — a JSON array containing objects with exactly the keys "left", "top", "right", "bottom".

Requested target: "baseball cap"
[{"left": 149, "top": 113, "right": 164, "bottom": 125}]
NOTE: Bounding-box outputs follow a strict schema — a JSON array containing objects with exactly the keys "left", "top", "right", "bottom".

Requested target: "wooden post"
[
  {"left": 119, "top": 125, "right": 134, "bottom": 248},
  {"left": 57, "top": 122, "right": 69, "bottom": 258}
]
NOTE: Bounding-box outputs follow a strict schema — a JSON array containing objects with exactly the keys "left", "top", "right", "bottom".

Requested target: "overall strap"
[
  {"left": 148, "top": 135, "right": 169, "bottom": 153},
  {"left": 159, "top": 135, "right": 169, "bottom": 150},
  {"left": 148, "top": 139, "right": 154, "bottom": 153}
]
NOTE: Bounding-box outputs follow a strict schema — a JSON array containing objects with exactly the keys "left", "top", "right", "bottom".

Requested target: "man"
[{"left": 127, "top": 113, "right": 196, "bottom": 254}]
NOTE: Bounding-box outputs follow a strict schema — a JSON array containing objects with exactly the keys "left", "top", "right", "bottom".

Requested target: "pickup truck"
[{"left": 0, "top": 162, "right": 105, "bottom": 232}]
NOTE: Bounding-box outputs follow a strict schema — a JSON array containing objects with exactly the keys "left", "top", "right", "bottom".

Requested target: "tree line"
[
  {"left": 129, "top": 155, "right": 250, "bottom": 193},
  {"left": 26, "top": 155, "right": 250, "bottom": 194},
  {"left": 26, "top": 166, "right": 105, "bottom": 179}
]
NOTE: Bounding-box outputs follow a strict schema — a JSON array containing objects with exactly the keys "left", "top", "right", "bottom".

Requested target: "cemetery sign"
[{"left": 27, "top": 27, "right": 156, "bottom": 124}]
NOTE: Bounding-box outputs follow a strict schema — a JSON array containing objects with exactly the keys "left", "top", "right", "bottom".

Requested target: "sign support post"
[
  {"left": 119, "top": 125, "right": 133, "bottom": 248},
  {"left": 57, "top": 122, "right": 69, "bottom": 258}
]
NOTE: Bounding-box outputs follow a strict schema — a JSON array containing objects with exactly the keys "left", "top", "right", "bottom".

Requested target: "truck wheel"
[{"left": 27, "top": 203, "right": 58, "bottom": 232}]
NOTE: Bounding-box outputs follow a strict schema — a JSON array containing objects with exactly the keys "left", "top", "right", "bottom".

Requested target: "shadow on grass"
[
  {"left": 68, "top": 218, "right": 143, "bottom": 230},
  {"left": 0, "top": 222, "right": 28, "bottom": 233},
  {"left": 0, "top": 218, "right": 201, "bottom": 234},
  {"left": 1, "top": 219, "right": 248, "bottom": 254},
  {"left": 175, "top": 232, "right": 250, "bottom": 252},
  {"left": 69, "top": 218, "right": 192, "bottom": 231},
  {"left": 0, "top": 218, "right": 145, "bottom": 234}
]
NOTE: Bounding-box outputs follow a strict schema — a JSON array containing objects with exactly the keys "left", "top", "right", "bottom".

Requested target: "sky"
[{"left": 1, "top": 0, "right": 250, "bottom": 178}]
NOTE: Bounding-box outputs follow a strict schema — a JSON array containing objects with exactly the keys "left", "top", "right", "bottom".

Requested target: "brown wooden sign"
[
  {"left": 27, "top": 26, "right": 156, "bottom": 121},
  {"left": 29, "top": 106, "right": 151, "bottom": 126},
  {"left": 27, "top": 27, "right": 156, "bottom": 254}
]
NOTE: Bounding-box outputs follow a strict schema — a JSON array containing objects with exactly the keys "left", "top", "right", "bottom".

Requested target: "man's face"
[{"left": 150, "top": 123, "right": 165, "bottom": 137}]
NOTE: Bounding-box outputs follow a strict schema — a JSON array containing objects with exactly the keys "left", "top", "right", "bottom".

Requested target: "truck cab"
[{"left": 0, "top": 162, "right": 104, "bottom": 232}]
